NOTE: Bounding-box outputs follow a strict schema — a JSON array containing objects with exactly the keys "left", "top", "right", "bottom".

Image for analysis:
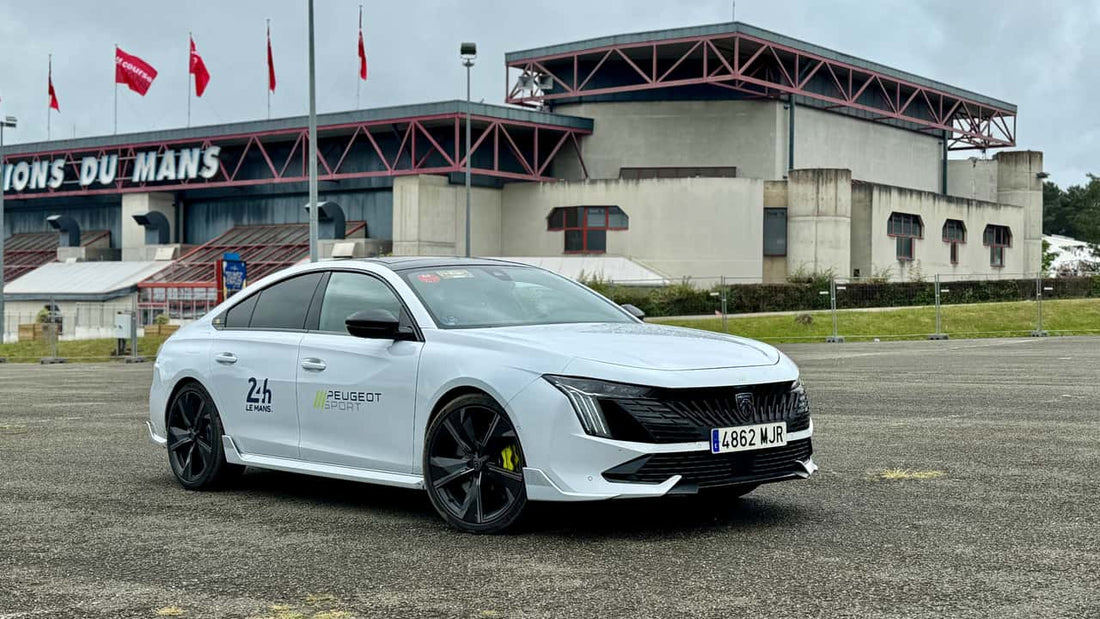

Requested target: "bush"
[{"left": 587, "top": 275, "right": 1100, "bottom": 318}]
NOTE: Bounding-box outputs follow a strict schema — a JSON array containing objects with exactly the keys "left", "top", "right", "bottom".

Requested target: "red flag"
[
  {"left": 48, "top": 57, "right": 60, "bottom": 112},
  {"left": 115, "top": 46, "right": 158, "bottom": 96},
  {"left": 267, "top": 24, "right": 276, "bottom": 92},
  {"left": 189, "top": 36, "right": 210, "bottom": 97},
  {"left": 357, "top": 11, "right": 367, "bottom": 80}
]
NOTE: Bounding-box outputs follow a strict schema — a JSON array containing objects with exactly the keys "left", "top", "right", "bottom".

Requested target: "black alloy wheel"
[
  {"left": 166, "top": 382, "right": 242, "bottom": 489},
  {"left": 424, "top": 394, "right": 527, "bottom": 533}
]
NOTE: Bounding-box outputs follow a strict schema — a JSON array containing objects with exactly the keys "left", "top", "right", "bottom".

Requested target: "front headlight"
[{"left": 543, "top": 375, "right": 651, "bottom": 438}]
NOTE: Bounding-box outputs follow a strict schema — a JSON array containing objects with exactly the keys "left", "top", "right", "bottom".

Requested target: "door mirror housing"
[
  {"left": 621, "top": 303, "right": 645, "bottom": 321},
  {"left": 345, "top": 309, "right": 416, "bottom": 340}
]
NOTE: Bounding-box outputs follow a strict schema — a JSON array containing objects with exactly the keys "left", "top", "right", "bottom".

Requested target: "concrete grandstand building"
[{"left": 2, "top": 21, "right": 1043, "bottom": 333}]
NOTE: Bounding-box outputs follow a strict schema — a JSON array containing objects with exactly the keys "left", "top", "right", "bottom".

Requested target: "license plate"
[{"left": 710, "top": 422, "right": 787, "bottom": 454}]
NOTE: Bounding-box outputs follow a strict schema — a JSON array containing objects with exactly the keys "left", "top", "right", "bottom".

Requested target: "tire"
[
  {"left": 165, "top": 382, "right": 243, "bottom": 490},
  {"left": 423, "top": 394, "right": 527, "bottom": 533}
]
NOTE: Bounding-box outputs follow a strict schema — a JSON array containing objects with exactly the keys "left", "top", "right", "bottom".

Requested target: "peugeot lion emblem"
[{"left": 735, "top": 392, "right": 756, "bottom": 423}]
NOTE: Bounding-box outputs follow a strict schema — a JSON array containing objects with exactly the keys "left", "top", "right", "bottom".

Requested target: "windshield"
[{"left": 398, "top": 265, "right": 635, "bottom": 329}]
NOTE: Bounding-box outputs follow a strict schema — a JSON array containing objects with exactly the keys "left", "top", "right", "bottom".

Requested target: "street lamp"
[
  {"left": 460, "top": 42, "right": 476, "bottom": 258},
  {"left": 0, "top": 115, "right": 17, "bottom": 345}
]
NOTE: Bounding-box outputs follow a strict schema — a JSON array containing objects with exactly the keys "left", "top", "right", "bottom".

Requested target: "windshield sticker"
[
  {"left": 436, "top": 269, "right": 473, "bottom": 279},
  {"left": 417, "top": 273, "right": 441, "bottom": 284}
]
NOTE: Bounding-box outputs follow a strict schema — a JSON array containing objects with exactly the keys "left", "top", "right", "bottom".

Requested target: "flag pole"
[
  {"left": 187, "top": 32, "right": 192, "bottom": 128},
  {"left": 356, "top": 6, "right": 362, "bottom": 110},
  {"left": 266, "top": 19, "right": 271, "bottom": 120},
  {"left": 113, "top": 45, "right": 118, "bottom": 134},
  {"left": 47, "top": 54, "right": 52, "bottom": 140}
]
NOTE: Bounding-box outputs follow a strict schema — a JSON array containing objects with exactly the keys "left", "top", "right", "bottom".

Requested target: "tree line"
[{"left": 1044, "top": 175, "right": 1100, "bottom": 244}]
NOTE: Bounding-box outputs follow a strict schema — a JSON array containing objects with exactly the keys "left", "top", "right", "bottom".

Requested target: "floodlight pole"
[
  {"left": 465, "top": 62, "right": 471, "bottom": 258},
  {"left": 307, "top": 0, "right": 319, "bottom": 262},
  {"left": 461, "top": 43, "right": 476, "bottom": 258},
  {"left": 0, "top": 116, "right": 16, "bottom": 345}
]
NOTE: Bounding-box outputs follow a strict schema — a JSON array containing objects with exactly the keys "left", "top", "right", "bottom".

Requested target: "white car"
[{"left": 148, "top": 258, "right": 815, "bottom": 532}]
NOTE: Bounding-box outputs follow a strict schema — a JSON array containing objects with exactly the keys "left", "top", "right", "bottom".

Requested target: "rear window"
[
  {"left": 247, "top": 273, "right": 323, "bottom": 330},
  {"left": 223, "top": 293, "right": 258, "bottom": 328}
]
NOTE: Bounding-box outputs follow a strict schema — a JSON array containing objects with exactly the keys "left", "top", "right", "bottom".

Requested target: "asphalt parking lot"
[{"left": 1, "top": 337, "right": 1098, "bottom": 618}]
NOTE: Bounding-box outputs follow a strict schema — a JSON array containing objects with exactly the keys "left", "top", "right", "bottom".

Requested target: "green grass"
[
  {"left": 0, "top": 336, "right": 169, "bottom": 363},
  {"left": 653, "top": 298, "right": 1100, "bottom": 343},
  {"left": 2, "top": 298, "right": 1097, "bottom": 361}
]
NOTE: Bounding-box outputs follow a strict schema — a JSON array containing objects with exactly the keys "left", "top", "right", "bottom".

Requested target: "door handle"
[
  {"left": 214, "top": 352, "right": 238, "bottom": 365},
  {"left": 301, "top": 358, "right": 327, "bottom": 371}
]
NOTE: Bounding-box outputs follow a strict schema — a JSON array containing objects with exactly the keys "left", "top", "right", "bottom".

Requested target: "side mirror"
[
  {"left": 621, "top": 303, "right": 645, "bottom": 321},
  {"left": 345, "top": 309, "right": 400, "bottom": 339}
]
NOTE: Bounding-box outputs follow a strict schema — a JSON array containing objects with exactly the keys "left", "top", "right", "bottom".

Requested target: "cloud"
[{"left": 0, "top": 0, "right": 1091, "bottom": 185}]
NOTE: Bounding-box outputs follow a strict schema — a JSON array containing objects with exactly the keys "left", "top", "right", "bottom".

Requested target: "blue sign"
[{"left": 221, "top": 257, "right": 247, "bottom": 297}]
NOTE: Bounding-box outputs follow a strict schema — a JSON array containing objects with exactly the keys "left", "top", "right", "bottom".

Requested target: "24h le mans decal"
[{"left": 245, "top": 377, "right": 273, "bottom": 413}]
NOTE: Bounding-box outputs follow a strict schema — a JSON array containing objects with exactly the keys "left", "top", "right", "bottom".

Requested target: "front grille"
[
  {"left": 601, "top": 382, "right": 811, "bottom": 443},
  {"left": 602, "top": 438, "right": 813, "bottom": 489}
]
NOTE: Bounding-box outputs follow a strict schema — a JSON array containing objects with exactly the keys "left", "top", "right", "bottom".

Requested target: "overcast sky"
[{"left": 0, "top": 0, "right": 1096, "bottom": 187}]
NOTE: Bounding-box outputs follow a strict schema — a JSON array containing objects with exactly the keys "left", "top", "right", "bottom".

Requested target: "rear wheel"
[
  {"left": 423, "top": 394, "right": 527, "bottom": 533},
  {"left": 166, "top": 382, "right": 243, "bottom": 490}
]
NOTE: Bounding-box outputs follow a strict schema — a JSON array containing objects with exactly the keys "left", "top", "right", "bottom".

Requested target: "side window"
[
  {"left": 223, "top": 293, "right": 259, "bottom": 328},
  {"left": 317, "top": 272, "right": 404, "bottom": 333},
  {"left": 248, "top": 272, "right": 324, "bottom": 330}
]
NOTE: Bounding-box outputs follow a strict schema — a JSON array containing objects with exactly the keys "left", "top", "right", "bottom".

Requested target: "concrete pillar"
[
  {"left": 121, "top": 192, "right": 175, "bottom": 261},
  {"left": 391, "top": 175, "right": 502, "bottom": 257},
  {"left": 786, "top": 168, "right": 852, "bottom": 278},
  {"left": 993, "top": 151, "right": 1043, "bottom": 275}
]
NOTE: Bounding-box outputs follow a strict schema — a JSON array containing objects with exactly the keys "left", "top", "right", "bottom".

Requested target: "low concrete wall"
[
  {"left": 500, "top": 177, "right": 764, "bottom": 281},
  {"left": 864, "top": 183, "right": 1028, "bottom": 280}
]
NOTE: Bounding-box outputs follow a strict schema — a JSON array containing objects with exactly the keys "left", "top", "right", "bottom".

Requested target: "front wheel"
[
  {"left": 423, "top": 394, "right": 527, "bottom": 533},
  {"left": 166, "top": 382, "right": 243, "bottom": 490}
]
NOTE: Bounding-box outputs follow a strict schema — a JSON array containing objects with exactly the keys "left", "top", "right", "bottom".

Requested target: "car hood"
[{"left": 458, "top": 322, "right": 780, "bottom": 371}]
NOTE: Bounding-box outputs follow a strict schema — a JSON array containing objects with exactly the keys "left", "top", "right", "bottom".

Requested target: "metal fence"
[{"left": 595, "top": 272, "right": 1100, "bottom": 343}]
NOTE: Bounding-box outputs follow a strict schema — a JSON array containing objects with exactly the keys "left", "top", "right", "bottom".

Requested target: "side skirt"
[{"left": 221, "top": 435, "right": 425, "bottom": 491}]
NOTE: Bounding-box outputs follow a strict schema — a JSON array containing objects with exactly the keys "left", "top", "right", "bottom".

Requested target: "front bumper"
[{"left": 508, "top": 378, "right": 816, "bottom": 502}]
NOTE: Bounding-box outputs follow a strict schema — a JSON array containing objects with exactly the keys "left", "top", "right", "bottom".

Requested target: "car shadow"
[
  {"left": 223, "top": 469, "right": 817, "bottom": 538},
  {"left": 519, "top": 493, "right": 816, "bottom": 539}
]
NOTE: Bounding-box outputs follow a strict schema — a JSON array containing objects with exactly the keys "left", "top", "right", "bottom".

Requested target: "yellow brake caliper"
[{"left": 500, "top": 445, "right": 519, "bottom": 472}]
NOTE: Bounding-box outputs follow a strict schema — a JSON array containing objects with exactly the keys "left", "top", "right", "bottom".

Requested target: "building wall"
[
  {"left": 551, "top": 100, "right": 786, "bottom": 181},
  {"left": 500, "top": 177, "right": 764, "bottom": 281},
  {"left": 863, "top": 183, "right": 1029, "bottom": 280},
  {"left": 183, "top": 188, "right": 394, "bottom": 245},
  {"left": 761, "top": 180, "right": 789, "bottom": 283},
  {"left": 994, "top": 151, "right": 1044, "bottom": 275},
  {"left": 391, "top": 175, "right": 502, "bottom": 257},
  {"left": 121, "top": 192, "right": 175, "bottom": 261},
  {"left": 786, "top": 169, "right": 852, "bottom": 278},
  {"left": 791, "top": 105, "right": 943, "bottom": 192},
  {"left": 3, "top": 201, "right": 121, "bottom": 248},
  {"left": 947, "top": 157, "right": 998, "bottom": 202}
]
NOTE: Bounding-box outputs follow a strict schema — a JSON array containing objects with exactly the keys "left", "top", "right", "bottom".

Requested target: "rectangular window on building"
[
  {"left": 943, "top": 219, "right": 966, "bottom": 265},
  {"left": 763, "top": 208, "right": 787, "bottom": 256},
  {"left": 888, "top": 212, "right": 923, "bottom": 262},
  {"left": 547, "top": 206, "right": 628, "bottom": 254},
  {"left": 983, "top": 224, "right": 1012, "bottom": 268},
  {"left": 620, "top": 166, "right": 737, "bottom": 180}
]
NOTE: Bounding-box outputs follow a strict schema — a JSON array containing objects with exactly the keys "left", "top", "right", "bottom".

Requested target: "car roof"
[{"left": 355, "top": 256, "right": 527, "bottom": 272}]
